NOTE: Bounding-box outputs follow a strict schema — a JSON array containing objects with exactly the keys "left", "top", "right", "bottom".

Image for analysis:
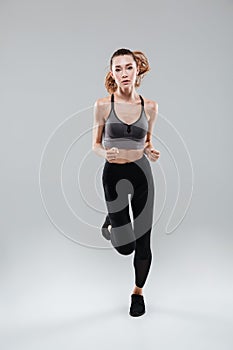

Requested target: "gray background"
[{"left": 1, "top": 0, "right": 233, "bottom": 349}]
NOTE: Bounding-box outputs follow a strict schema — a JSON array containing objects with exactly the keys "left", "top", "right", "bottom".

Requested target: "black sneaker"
[
  {"left": 101, "top": 215, "right": 111, "bottom": 240},
  {"left": 129, "top": 294, "right": 145, "bottom": 317}
]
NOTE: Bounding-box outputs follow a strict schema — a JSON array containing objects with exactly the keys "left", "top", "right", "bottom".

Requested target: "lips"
[{"left": 122, "top": 80, "right": 130, "bottom": 83}]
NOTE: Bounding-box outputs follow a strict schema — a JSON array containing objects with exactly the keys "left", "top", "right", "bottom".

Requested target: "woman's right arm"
[{"left": 92, "top": 99, "right": 107, "bottom": 159}]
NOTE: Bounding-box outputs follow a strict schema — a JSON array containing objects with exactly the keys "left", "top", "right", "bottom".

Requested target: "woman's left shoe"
[
  {"left": 129, "top": 294, "right": 146, "bottom": 317},
  {"left": 101, "top": 215, "right": 111, "bottom": 241}
]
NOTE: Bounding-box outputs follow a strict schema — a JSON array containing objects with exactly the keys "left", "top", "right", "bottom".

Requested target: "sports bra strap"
[{"left": 139, "top": 94, "right": 144, "bottom": 106}]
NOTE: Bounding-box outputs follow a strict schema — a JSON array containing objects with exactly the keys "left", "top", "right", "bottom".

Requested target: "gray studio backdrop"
[{"left": 1, "top": 0, "right": 232, "bottom": 349}]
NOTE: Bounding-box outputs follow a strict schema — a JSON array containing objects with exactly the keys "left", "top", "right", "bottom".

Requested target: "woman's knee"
[
  {"left": 134, "top": 232, "right": 152, "bottom": 259},
  {"left": 113, "top": 241, "right": 136, "bottom": 256},
  {"left": 135, "top": 247, "right": 152, "bottom": 260}
]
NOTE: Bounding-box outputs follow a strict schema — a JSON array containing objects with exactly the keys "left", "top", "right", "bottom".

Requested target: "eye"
[{"left": 128, "top": 66, "right": 133, "bottom": 69}]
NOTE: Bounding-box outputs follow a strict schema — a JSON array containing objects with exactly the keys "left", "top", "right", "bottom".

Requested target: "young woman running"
[{"left": 92, "top": 48, "right": 160, "bottom": 317}]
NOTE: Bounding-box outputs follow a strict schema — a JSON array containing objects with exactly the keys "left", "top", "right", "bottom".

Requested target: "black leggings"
[{"left": 102, "top": 154, "right": 155, "bottom": 288}]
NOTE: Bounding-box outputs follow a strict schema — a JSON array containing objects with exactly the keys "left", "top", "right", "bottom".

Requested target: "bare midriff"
[{"left": 105, "top": 147, "right": 144, "bottom": 164}]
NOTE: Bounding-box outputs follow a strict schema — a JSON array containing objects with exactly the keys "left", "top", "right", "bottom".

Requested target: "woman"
[{"left": 92, "top": 48, "right": 160, "bottom": 317}]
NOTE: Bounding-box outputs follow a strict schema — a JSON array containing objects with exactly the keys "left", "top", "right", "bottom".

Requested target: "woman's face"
[{"left": 111, "top": 55, "right": 139, "bottom": 89}]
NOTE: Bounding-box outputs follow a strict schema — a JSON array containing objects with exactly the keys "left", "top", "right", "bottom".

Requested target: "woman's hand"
[
  {"left": 105, "top": 147, "right": 120, "bottom": 162},
  {"left": 144, "top": 142, "right": 160, "bottom": 162}
]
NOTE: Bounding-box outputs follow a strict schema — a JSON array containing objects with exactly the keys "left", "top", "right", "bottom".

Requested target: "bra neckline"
[{"left": 111, "top": 93, "right": 144, "bottom": 126}]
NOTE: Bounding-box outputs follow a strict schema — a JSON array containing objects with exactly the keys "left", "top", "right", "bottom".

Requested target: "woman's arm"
[
  {"left": 144, "top": 101, "right": 160, "bottom": 162},
  {"left": 92, "top": 99, "right": 107, "bottom": 159},
  {"left": 92, "top": 98, "right": 126, "bottom": 162}
]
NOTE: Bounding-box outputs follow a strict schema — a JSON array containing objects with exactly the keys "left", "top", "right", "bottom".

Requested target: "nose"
[{"left": 122, "top": 69, "right": 128, "bottom": 78}]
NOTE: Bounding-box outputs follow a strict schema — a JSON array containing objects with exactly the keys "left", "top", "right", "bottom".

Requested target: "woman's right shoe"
[
  {"left": 129, "top": 294, "right": 146, "bottom": 317},
  {"left": 101, "top": 215, "right": 111, "bottom": 241}
]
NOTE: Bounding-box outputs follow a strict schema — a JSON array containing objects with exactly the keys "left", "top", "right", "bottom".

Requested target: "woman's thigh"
[
  {"left": 102, "top": 162, "right": 133, "bottom": 226},
  {"left": 102, "top": 161, "right": 136, "bottom": 249},
  {"left": 130, "top": 157, "right": 155, "bottom": 239}
]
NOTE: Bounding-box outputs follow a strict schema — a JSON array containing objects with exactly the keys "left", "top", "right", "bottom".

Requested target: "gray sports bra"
[{"left": 102, "top": 93, "right": 148, "bottom": 150}]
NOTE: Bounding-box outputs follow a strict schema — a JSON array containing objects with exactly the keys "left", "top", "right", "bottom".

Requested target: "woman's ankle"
[{"left": 132, "top": 286, "right": 143, "bottom": 295}]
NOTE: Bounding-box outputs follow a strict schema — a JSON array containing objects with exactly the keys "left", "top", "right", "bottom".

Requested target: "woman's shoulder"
[
  {"left": 93, "top": 96, "right": 111, "bottom": 123},
  {"left": 142, "top": 96, "right": 158, "bottom": 122},
  {"left": 94, "top": 95, "right": 111, "bottom": 107},
  {"left": 94, "top": 96, "right": 111, "bottom": 116},
  {"left": 142, "top": 96, "right": 158, "bottom": 111}
]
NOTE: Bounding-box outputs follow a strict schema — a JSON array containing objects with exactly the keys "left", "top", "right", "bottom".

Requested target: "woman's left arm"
[{"left": 143, "top": 101, "right": 160, "bottom": 162}]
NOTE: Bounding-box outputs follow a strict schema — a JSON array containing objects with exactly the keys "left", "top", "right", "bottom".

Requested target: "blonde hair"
[{"left": 105, "top": 48, "right": 150, "bottom": 94}]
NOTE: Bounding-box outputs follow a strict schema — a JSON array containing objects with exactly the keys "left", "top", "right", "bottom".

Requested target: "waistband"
[{"left": 105, "top": 153, "right": 148, "bottom": 167}]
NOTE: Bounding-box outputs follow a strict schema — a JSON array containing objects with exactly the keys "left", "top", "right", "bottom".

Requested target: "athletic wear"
[
  {"left": 129, "top": 294, "right": 145, "bottom": 317},
  {"left": 102, "top": 93, "right": 148, "bottom": 150},
  {"left": 102, "top": 154, "right": 154, "bottom": 288}
]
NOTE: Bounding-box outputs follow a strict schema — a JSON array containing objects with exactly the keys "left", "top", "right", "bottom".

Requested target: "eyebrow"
[{"left": 114, "top": 63, "right": 133, "bottom": 68}]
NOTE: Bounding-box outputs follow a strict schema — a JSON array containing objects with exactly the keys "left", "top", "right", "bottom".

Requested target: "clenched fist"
[
  {"left": 144, "top": 142, "right": 160, "bottom": 162},
  {"left": 105, "top": 147, "right": 120, "bottom": 162}
]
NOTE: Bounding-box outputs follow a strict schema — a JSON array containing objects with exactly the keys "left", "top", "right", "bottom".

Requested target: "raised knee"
[{"left": 115, "top": 243, "right": 135, "bottom": 256}]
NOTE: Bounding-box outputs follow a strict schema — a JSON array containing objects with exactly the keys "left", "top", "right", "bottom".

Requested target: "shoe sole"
[
  {"left": 129, "top": 310, "right": 145, "bottom": 317},
  {"left": 101, "top": 227, "right": 111, "bottom": 240}
]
